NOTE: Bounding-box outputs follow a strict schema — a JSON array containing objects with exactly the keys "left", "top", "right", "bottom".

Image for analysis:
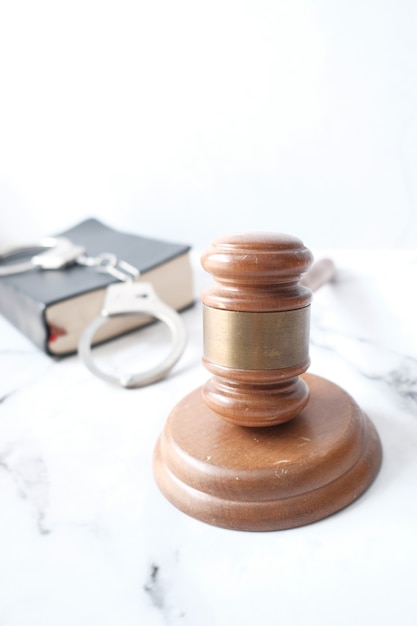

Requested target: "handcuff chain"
[{"left": 76, "top": 252, "right": 140, "bottom": 282}]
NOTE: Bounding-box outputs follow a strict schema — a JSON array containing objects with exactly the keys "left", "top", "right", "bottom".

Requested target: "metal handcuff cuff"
[{"left": 0, "top": 237, "right": 187, "bottom": 388}]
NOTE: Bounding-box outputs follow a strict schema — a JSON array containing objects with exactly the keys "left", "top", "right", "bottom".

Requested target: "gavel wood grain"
[{"left": 153, "top": 234, "right": 382, "bottom": 531}]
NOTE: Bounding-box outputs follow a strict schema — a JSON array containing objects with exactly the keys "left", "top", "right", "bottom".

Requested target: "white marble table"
[{"left": 1, "top": 249, "right": 416, "bottom": 626}]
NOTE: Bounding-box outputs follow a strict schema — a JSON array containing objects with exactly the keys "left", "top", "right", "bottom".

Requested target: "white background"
[{"left": 1, "top": 0, "right": 417, "bottom": 251}]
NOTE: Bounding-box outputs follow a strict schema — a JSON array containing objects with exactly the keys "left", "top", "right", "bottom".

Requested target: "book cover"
[{"left": 0, "top": 218, "right": 194, "bottom": 356}]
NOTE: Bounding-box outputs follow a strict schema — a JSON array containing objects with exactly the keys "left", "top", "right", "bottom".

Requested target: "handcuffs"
[{"left": 0, "top": 236, "right": 187, "bottom": 388}]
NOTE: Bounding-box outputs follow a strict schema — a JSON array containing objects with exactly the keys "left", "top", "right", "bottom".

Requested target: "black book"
[{"left": 0, "top": 218, "right": 194, "bottom": 355}]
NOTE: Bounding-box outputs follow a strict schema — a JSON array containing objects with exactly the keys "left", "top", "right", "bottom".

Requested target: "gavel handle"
[{"left": 301, "top": 258, "right": 336, "bottom": 293}]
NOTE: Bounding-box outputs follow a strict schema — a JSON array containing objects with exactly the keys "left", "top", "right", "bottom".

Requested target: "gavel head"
[{"left": 200, "top": 232, "right": 314, "bottom": 427}]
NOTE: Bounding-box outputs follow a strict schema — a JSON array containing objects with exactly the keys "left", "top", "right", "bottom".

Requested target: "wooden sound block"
[{"left": 153, "top": 373, "right": 382, "bottom": 531}]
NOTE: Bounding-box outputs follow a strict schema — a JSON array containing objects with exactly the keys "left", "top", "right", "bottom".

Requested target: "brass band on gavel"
[{"left": 203, "top": 304, "right": 311, "bottom": 371}]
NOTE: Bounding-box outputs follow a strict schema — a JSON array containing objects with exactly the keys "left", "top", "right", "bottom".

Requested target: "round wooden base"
[{"left": 153, "top": 374, "right": 382, "bottom": 531}]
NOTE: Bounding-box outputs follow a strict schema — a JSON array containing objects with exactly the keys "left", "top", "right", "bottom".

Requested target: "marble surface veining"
[{"left": 0, "top": 250, "right": 417, "bottom": 626}]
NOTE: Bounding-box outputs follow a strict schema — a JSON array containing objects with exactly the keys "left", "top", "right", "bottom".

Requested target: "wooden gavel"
[{"left": 154, "top": 233, "right": 381, "bottom": 531}]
